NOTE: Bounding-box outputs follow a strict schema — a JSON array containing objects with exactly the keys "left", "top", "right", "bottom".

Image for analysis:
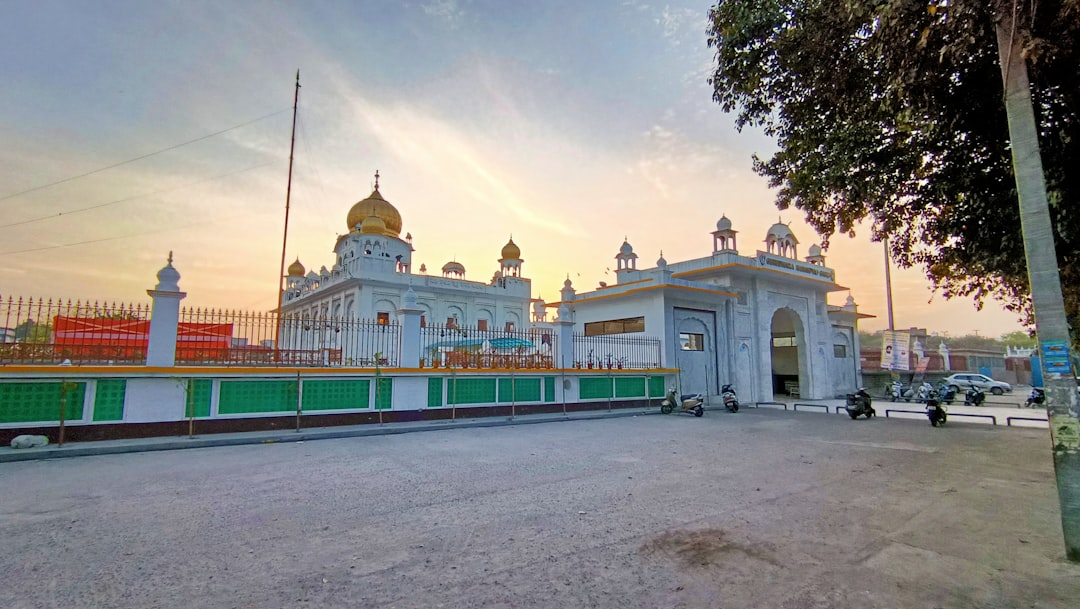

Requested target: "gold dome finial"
[
  {"left": 287, "top": 258, "right": 306, "bottom": 277},
  {"left": 346, "top": 172, "right": 402, "bottom": 237}
]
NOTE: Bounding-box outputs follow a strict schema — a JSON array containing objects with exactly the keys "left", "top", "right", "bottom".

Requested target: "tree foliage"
[{"left": 707, "top": 0, "right": 1080, "bottom": 332}]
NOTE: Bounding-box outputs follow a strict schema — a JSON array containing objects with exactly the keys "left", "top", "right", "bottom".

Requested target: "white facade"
[
  {"left": 280, "top": 177, "right": 531, "bottom": 332},
  {"left": 554, "top": 219, "right": 872, "bottom": 401}
]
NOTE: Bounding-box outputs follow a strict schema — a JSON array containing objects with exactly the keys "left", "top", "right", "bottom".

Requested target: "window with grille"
[{"left": 583, "top": 316, "right": 645, "bottom": 336}]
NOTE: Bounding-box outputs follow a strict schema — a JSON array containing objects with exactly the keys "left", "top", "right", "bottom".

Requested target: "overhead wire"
[
  {"left": 0, "top": 159, "right": 282, "bottom": 230},
  {"left": 0, "top": 107, "right": 292, "bottom": 203}
]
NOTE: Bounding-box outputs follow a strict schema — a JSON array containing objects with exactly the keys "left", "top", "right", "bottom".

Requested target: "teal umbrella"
[{"left": 489, "top": 337, "right": 536, "bottom": 350}]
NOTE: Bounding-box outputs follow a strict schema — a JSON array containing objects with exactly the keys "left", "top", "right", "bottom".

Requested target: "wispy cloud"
[{"left": 422, "top": 0, "right": 465, "bottom": 29}]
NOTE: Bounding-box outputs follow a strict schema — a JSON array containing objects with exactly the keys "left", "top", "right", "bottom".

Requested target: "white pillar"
[
  {"left": 397, "top": 287, "right": 422, "bottom": 368},
  {"left": 554, "top": 304, "right": 575, "bottom": 369},
  {"left": 146, "top": 253, "right": 186, "bottom": 367}
]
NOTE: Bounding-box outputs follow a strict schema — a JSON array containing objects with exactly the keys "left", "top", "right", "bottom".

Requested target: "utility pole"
[{"left": 995, "top": 6, "right": 1080, "bottom": 561}]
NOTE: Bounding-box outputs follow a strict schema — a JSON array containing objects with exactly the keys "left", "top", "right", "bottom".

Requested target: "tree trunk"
[{"left": 995, "top": 7, "right": 1080, "bottom": 562}]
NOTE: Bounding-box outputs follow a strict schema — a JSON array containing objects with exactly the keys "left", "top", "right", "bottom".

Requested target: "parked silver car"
[{"left": 943, "top": 373, "right": 1012, "bottom": 395}]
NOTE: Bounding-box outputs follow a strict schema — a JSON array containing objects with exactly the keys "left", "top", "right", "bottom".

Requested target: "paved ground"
[{"left": 2, "top": 407, "right": 1078, "bottom": 609}]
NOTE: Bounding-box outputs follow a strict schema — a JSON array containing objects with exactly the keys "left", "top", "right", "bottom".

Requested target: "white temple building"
[
  {"left": 280, "top": 173, "right": 871, "bottom": 401},
  {"left": 280, "top": 173, "right": 531, "bottom": 333},
  {"left": 549, "top": 217, "right": 872, "bottom": 401}
]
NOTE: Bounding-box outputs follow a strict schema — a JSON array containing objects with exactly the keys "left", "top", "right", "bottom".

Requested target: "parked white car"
[{"left": 943, "top": 373, "right": 1012, "bottom": 395}]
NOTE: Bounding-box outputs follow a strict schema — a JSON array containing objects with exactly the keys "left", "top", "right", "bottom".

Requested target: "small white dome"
[
  {"left": 619, "top": 240, "right": 634, "bottom": 255},
  {"left": 808, "top": 244, "right": 821, "bottom": 256},
  {"left": 716, "top": 215, "right": 732, "bottom": 231},
  {"left": 767, "top": 222, "right": 798, "bottom": 243},
  {"left": 657, "top": 251, "right": 667, "bottom": 267},
  {"left": 442, "top": 261, "right": 466, "bottom": 275}
]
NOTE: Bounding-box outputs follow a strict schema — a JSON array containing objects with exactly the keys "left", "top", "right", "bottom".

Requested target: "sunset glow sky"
[{"left": 1, "top": 0, "right": 1025, "bottom": 336}]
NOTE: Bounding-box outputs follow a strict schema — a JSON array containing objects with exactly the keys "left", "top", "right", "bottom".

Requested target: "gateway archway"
[{"left": 770, "top": 308, "right": 807, "bottom": 398}]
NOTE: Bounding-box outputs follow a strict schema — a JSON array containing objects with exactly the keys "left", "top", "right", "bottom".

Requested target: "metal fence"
[
  {"left": 0, "top": 296, "right": 152, "bottom": 365},
  {"left": 419, "top": 323, "right": 557, "bottom": 369},
  {"left": 178, "top": 308, "right": 401, "bottom": 367},
  {"left": 571, "top": 333, "right": 662, "bottom": 370}
]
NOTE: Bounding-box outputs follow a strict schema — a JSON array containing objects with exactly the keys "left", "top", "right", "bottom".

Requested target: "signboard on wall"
[{"left": 880, "top": 331, "right": 910, "bottom": 371}]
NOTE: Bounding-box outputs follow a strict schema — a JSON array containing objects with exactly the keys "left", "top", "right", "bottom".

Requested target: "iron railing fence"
[
  {"left": 572, "top": 333, "right": 663, "bottom": 370},
  {"left": 0, "top": 295, "right": 153, "bottom": 365},
  {"left": 177, "top": 308, "right": 401, "bottom": 367},
  {"left": 419, "top": 323, "right": 557, "bottom": 369}
]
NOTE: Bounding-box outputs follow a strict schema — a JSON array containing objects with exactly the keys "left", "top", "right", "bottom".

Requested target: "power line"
[
  {"left": 0, "top": 159, "right": 281, "bottom": 230},
  {"left": 0, "top": 215, "right": 242, "bottom": 257},
  {"left": 0, "top": 107, "right": 292, "bottom": 203}
]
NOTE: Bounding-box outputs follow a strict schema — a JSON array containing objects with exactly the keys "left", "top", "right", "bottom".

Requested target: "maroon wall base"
[{"left": 0, "top": 399, "right": 657, "bottom": 445}]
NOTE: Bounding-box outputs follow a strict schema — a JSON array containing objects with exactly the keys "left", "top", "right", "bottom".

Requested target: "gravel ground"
[{"left": 2, "top": 408, "right": 1078, "bottom": 609}]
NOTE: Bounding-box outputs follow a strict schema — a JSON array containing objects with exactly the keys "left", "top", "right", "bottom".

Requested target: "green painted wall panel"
[
  {"left": 447, "top": 378, "right": 497, "bottom": 405},
  {"left": 186, "top": 379, "right": 213, "bottom": 418},
  {"left": 579, "top": 377, "right": 612, "bottom": 400},
  {"left": 302, "top": 379, "right": 369, "bottom": 411},
  {"left": 614, "top": 377, "right": 646, "bottom": 398},
  {"left": 498, "top": 378, "right": 541, "bottom": 403},
  {"left": 375, "top": 378, "right": 393, "bottom": 410},
  {"left": 428, "top": 377, "right": 443, "bottom": 407},
  {"left": 92, "top": 379, "right": 126, "bottom": 421},
  {"left": 218, "top": 380, "right": 297, "bottom": 414},
  {"left": 0, "top": 381, "right": 86, "bottom": 423},
  {"left": 649, "top": 375, "right": 666, "bottom": 398},
  {"left": 544, "top": 376, "right": 556, "bottom": 403}
]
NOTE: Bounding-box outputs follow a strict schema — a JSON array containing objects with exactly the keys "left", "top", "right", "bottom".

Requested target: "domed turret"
[
  {"left": 615, "top": 237, "right": 638, "bottom": 273},
  {"left": 441, "top": 261, "right": 466, "bottom": 278},
  {"left": 499, "top": 236, "right": 524, "bottom": 277},
  {"left": 765, "top": 220, "right": 798, "bottom": 258},
  {"left": 287, "top": 258, "right": 306, "bottom": 277},
  {"left": 712, "top": 215, "right": 738, "bottom": 253},
  {"left": 360, "top": 214, "right": 387, "bottom": 234},
  {"left": 501, "top": 237, "right": 521, "bottom": 260},
  {"left": 345, "top": 171, "right": 402, "bottom": 237},
  {"left": 716, "top": 215, "right": 732, "bottom": 231}
]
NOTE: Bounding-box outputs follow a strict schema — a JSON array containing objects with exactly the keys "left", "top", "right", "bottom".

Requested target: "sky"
[{"left": 0, "top": 0, "right": 1025, "bottom": 337}]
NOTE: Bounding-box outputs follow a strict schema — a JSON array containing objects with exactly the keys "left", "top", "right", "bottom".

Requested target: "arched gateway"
[{"left": 770, "top": 308, "right": 807, "bottom": 398}]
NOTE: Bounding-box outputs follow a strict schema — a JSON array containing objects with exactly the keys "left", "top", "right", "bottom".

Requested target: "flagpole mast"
[{"left": 274, "top": 70, "right": 300, "bottom": 355}]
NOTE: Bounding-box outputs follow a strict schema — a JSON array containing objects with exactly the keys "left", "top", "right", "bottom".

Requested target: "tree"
[
  {"left": 706, "top": 0, "right": 1080, "bottom": 336},
  {"left": 708, "top": 0, "right": 1080, "bottom": 562},
  {"left": 1000, "top": 330, "right": 1037, "bottom": 348},
  {"left": 14, "top": 319, "right": 51, "bottom": 343}
]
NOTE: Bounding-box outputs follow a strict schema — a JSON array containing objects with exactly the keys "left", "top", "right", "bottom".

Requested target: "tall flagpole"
[{"left": 274, "top": 70, "right": 301, "bottom": 355}]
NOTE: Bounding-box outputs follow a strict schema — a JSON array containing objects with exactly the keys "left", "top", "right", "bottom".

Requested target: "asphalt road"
[{"left": 2, "top": 408, "right": 1078, "bottom": 609}]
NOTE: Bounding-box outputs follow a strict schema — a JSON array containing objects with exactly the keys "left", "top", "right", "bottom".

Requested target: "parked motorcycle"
[
  {"left": 845, "top": 387, "right": 875, "bottom": 419},
  {"left": 1026, "top": 387, "right": 1046, "bottom": 407},
  {"left": 936, "top": 381, "right": 957, "bottom": 405},
  {"left": 720, "top": 384, "right": 739, "bottom": 413},
  {"left": 660, "top": 388, "right": 704, "bottom": 417},
  {"left": 926, "top": 397, "right": 948, "bottom": 427},
  {"left": 964, "top": 385, "right": 986, "bottom": 407}
]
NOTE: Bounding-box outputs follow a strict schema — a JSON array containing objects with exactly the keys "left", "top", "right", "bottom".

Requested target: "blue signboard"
[{"left": 1041, "top": 340, "right": 1072, "bottom": 375}]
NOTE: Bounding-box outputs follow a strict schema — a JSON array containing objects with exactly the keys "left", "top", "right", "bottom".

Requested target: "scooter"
[
  {"left": 914, "top": 382, "right": 934, "bottom": 403},
  {"left": 926, "top": 397, "right": 948, "bottom": 427},
  {"left": 964, "top": 385, "right": 986, "bottom": 406},
  {"left": 720, "top": 383, "right": 739, "bottom": 413},
  {"left": 660, "top": 388, "right": 704, "bottom": 417},
  {"left": 844, "top": 387, "right": 875, "bottom": 419},
  {"left": 888, "top": 380, "right": 905, "bottom": 402},
  {"left": 936, "top": 382, "right": 957, "bottom": 405},
  {"left": 1026, "top": 387, "right": 1045, "bottom": 407}
]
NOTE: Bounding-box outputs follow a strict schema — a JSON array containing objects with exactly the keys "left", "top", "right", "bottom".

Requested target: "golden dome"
[
  {"left": 346, "top": 186, "right": 402, "bottom": 237},
  {"left": 501, "top": 237, "right": 520, "bottom": 260},
  {"left": 287, "top": 258, "right": 306, "bottom": 277},
  {"left": 360, "top": 214, "right": 387, "bottom": 234}
]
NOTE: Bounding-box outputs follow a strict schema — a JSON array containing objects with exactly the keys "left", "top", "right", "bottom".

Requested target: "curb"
[{"left": 0, "top": 407, "right": 662, "bottom": 463}]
